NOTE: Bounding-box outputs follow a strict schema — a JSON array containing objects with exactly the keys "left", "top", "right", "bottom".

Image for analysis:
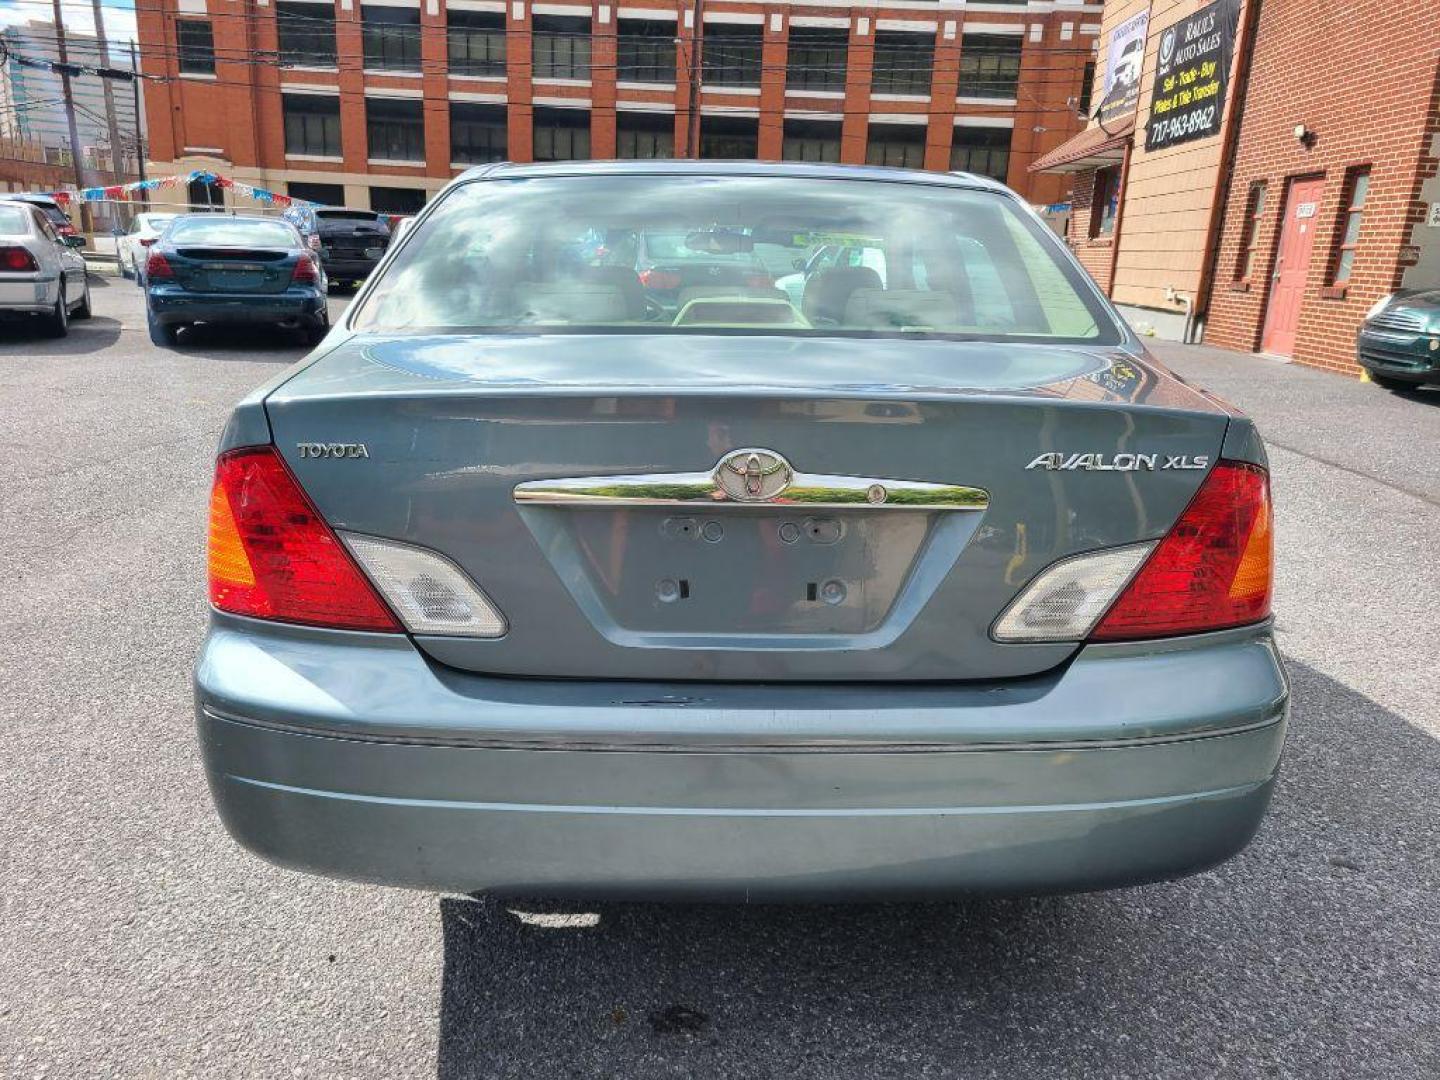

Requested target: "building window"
[
  {"left": 1234, "top": 181, "right": 1267, "bottom": 281},
  {"left": 448, "top": 10, "right": 505, "bottom": 77},
  {"left": 283, "top": 93, "right": 342, "bottom": 157},
  {"left": 872, "top": 31, "right": 933, "bottom": 96},
  {"left": 786, "top": 27, "right": 847, "bottom": 93},
  {"left": 703, "top": 24, "right": 763, "bottom": 88},
  {"left": 176, "top": 19, "right": 215, "bottom": 75},
  {"left": 1078, "top": 61, "right": 1095, "bottom": 116},
  {"left": 616, "top": 19, "right": 675, "bottom": 84},
  {"left": 616, "top": 111, "right": 674, "bottom": 158},
  {"left": 782, "top": 118, "right": 842, "bottom": 163},
  {"left": 699, "top": 115, "right": 758, "bottom": 159},
  {"left": 950, "top": 127, "right": 1011, "bottom": 183},
  {"left": 865, "top": 123, "right": 926, "bottom": 169},
  {"left": 370, "top": 186, "right": 427, "bottom": 215},
  {"left": 362, "top": 6, "right": 421, "bottom": 72},
  {"left": 959, "top": 34, "right": 1022, "bottom": 99},
  {"left": 532, "top": 107, "right": 590, "bottom": 161},
  {"left": 288, "top": 181, "right": 344, "bottom": 206},
  {"left": 187, "top": 176, "right": 221, "bottom": 210},
  {"left": 276, "top": 3, "right": 336, "bottom": 68},
  {"left": 451, "top": 102, "right": 507, "bottom": 163},
  {"left": 1331, "top": 166, "right": 1370, "bottom": 286},
  {"left": 1089, "top": 165, "right": 1120, "bottom": 238},
  {"left": 533, "top": 15, "right": 590, "bottom": 80},
  {"left": 366, "top": 98, "right": 425, "bottom": 162}
]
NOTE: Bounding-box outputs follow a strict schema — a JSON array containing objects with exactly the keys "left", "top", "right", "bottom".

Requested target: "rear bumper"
[
  {"left": 0, "top": 276, "right": 59, "bottom": 314},
  {"left": 148, "top": 288, "right": 326, "bottom": 325},
  {"left": 319, "top": 256, "right": 381, "bottom": 277},
  {"left": 195, "top": 616, "right": 1288, "bottom": 900}
]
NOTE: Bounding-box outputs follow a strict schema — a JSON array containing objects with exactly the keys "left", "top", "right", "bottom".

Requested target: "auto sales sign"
[{"left": 1144, "top": 0, "right": 1241, "bottom": 151}]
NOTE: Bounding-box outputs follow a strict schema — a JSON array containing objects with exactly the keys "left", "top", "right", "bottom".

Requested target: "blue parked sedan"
[
  {"left": 144, "top": 214, "right": 329, "bottom": 347},
  {"left": 195, "top": 162, "right": 1286, "bottom": 901}
]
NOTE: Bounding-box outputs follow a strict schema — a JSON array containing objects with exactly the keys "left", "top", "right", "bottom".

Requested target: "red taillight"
[
  {"left": 0, "top": 245, "right": 38, "bottom": 272},
  {"left": 292, "top": 253, "right": 319, "bottom": 284},
  {"left": 1091, "top": 460, "right": 1273, "bottom": 641},
  {"left": 145, "top": 251, "right": 174, "bottom": 279},
  {"left": 207, "top": 446, "right": 401, "bottom": 632},
  {"left": 638, "top": 268, "right": 681, "bottom": 290},
  {"left": 139, "top": 237, "right": 157, "bottom": 247}
]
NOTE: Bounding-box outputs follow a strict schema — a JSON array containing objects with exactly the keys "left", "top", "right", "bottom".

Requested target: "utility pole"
[
  {"left": 50, "top": 0, "right": 93, "bottom": 234},
  {"left": 129, "top": 40, "right": 148, "bottom": 209},
  {"left": 88, "top": 0, "right": 127, "bottom": 224},
  {"left": 683, "top": 0, "right": 704, "bottom": 158}
]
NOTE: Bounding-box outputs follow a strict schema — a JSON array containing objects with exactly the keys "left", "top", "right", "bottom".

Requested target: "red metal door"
[{"left": 1261, "top": 176, "right": 1325, "bottom": 356}]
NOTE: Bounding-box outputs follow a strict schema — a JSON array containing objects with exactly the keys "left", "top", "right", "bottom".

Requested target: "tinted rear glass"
[
  {"left": 0, "top": 206, "right": 32, "bottom": 233},
  {"left": 352, "top": 175, "right": 1116, "bottom": 342},
  {"left": 317, "top": 211, "right": 380, "bottom": 223},
  {"left": 169, "top": 218, "right": 297, "bottom": 247}
]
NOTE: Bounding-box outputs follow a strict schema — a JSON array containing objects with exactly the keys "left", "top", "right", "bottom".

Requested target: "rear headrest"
[
  {"left": 514, "top": 282, "right": 628, "bottom": 323},
  {"left": 802, "top": 266, "right": 883, "bottom": 324},
  {"left": 843, "top": 289, "right": 958, "bottom": 330}
]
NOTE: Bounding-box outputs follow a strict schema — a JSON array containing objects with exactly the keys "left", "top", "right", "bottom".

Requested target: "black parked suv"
[{"left": 309, "top": 208, "right": 390, "bottom": 289}]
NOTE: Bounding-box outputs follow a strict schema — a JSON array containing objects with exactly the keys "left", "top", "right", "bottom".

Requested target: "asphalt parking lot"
[{"left": 2, "top": 275, "right": 1437, "bottom": 1079}]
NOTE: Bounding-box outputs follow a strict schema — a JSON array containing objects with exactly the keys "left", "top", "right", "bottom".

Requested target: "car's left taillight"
[
  {"left": 207, "top": 446, "right": 401, "bottom": 631},
  {"left": 0, "top": 246, "right": 39, "bottom": 272},
  {"left": 292, "top": 253, "right": 319, "bottom": 285}
]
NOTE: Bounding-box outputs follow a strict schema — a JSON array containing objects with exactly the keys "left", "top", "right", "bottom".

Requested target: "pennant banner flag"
[{"left": 48, "top": 170, "right": 326, "bottom": 209}]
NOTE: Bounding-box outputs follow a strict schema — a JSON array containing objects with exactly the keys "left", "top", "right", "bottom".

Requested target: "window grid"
[
  {"left": 283, "top": 93, "right": 342, "bottom": 157},
  {"left": 959, "top": 35, "right": 1022, "bottom": 99},
  {"left": 451, "top": 103, "right": 508, "bottom": 163},
  {"left": 1089, "top": 165, "right": 1120, "bottom": 239},
  {"left": 865, "top": 124, "right": 926, "bottom": 169},
  {"left": 1331, "top": 167, "right": 1370, "bottom": 286},
  {"left": 949, "top": 128, "right": 1011, "bottom": 183},
  {"left": 448, "top": 11, "right": 506, "bottom": 77},
  {"left": 616, "top": 113, "right": 675, "bottom": 158},
  {"left": 786, "top": 28, "right": 848, "bottom": 93},
  {"left": 782, "top": 119, "right": 842, "bottom": 163},
  {"left": 276, "top": 3, "right": 336, "bottom": 68},
  {"left": 533, "top": 17, "right": 591, "bottom": 79},
  {"left": 366, "top": 98, "right": 425, "bottom": 162},
  {"left": 871, "top": 32, "right": 933, "bottom": 96},
  {"left": 176, "top": 19, "right": 216, "bottom": 75},
  {"left": 616, "top": 20, "right": 676, "bottom": 84},
  {"left": 362, "top": 6, "right": 422, "bottom": 72},
  {"left": 1234, "top": 181, "right": 1267, "bottom": 282},
  {"left": 532, "top": 108, "right": 591, "bottom": 161},
  {"left": 703, "top": 25, "right": 764, "bottom": 88}
]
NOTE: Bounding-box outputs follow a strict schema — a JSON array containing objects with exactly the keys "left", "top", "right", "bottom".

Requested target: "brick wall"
[
  {"left": 136, "top": 0, "right": 1101, "bottom": 209},
  {"left": 1205, "top": 0, "right": 1440, "bottom": 375},
  {"left": 1068, "top": 167, "right": 1117, "bottom": 293}
]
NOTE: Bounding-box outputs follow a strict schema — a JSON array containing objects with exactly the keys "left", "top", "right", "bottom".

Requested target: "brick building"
[
  {"left": 1204, "top": 1, "right": 1440, "bottom": 375},
  {"left": 135, "top": 0, "right": 1102, "bottom": 214},
  {"left": 1033, "top": 0, "right": 1440, "bottom": 376}
]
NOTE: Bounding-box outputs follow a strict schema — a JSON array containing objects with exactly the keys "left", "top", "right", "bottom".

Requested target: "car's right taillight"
[
  {"left": 0, "top": 245, "right": 39, "bottom": 272},
  {"left": 1090, "top": 460, "right": 1272, "bottom": 641},
  {"left": 639, "top": 268, "right": 681, "bottom": 290},
  {"left": 292, "top": 253, "right": 319, "bottom": 284},
  {"left": 145, "top": 251, "right": 174, "bottom": 279},
  {"left": 208, "top": 446, "right": 401, "bottom": 632},
  {"left": 993, "top": 460, "right": 1272, "bottom": 643}
]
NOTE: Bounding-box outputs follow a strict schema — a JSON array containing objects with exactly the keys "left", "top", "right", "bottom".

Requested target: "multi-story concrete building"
[
  {"left": 2, "top": 21, "right": 140, "bottom": 175},
  {"left": 135, "top": 0, "right": 1102, "bottom": 213}
]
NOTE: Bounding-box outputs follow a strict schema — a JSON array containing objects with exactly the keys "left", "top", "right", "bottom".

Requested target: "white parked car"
[
  {"left": 0, "top": 200, "right": 91, "bottom": 336},
  {"left": 117, "top": 212, "right": 177, "bottom": 282}
]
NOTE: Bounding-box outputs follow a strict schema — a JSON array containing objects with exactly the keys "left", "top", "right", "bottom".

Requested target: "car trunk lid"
[
  {"left": 264, "top": 334, "right": 1232, "bottom": 681},
  {"left": 170, "top": 247, "right": 293, "bottom": 293}
]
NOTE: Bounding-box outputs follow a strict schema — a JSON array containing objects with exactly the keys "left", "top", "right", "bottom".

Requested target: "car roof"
[
  {"left": 451, "top": 160, "right": 1012, "bottom": 193},
  {"left": 0, "top": 192, "right": 62, "bottom": 207}
]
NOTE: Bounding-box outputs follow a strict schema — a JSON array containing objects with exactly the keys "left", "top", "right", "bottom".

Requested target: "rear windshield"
[
  {"left": 138, "top": 214, "right": 175, "bottom": 231},
  {"left": 317, "top": 210, "right": 380, "bottom": 223},
  {"left": 0, "top": 206, "right": 32, "bottom": 233},
  {"left": 168, "top": 218, "right": 297, "bottom": 247},
  {"left": 351, "top": 175, "right": 1116, "bottom": 342}
]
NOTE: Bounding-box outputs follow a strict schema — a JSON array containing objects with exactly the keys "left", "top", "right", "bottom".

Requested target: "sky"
[{"left": 0, "top": 0, "right": 138, "bottom": 46}]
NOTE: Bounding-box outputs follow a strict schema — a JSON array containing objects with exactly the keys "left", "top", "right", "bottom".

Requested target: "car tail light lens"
[
  {"left": 992, "top": 543, "right": 1155, "bottom": 642},
  {"left": 292, "top": 253, "right": 319, "bottom": 284},
  {"left": 339, "top": 533, "right": 507, "bottom": 637},
  {"left": 639, "top": 268, "right": 681, "bottom": 290},
  {"left": 0, "top": 246, "right": 38, "bottom": 272},
  {"left": 145, "top": 251, "right": 174, "bottom": 279},
  {"left": 208, "top": 447, "right": 401, "bottom": 632},
  {"left": 139, "top": 237, "right": 157, "bottom": 247},
  {"left": 1090, "top": 461, "right": 1272, "bottom": 641}
]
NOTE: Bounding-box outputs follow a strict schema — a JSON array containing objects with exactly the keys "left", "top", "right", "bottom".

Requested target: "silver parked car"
[
  {"left": 0, "top": 200, "right": 91, "bottom": 336},
  {"left": 195, "top": 162, "right": 1286, "bottom": 901}
]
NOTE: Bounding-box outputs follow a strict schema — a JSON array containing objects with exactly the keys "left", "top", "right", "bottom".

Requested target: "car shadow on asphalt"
[
  {"left": 433, "top": 660, "right": 1440, "bottom": 1080},
  {"left": 0, "top": 316, "right": 122, "bottom": 353},
  {"left": 165, "top": 322, "right": 316, "bottom": 360}
]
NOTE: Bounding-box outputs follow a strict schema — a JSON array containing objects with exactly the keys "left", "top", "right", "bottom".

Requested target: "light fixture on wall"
[{"left": 1293, "top": 123, "right": 1317, "bottom": 149}]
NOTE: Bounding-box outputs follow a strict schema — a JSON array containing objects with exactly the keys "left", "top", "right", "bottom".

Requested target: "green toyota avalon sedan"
[
  {"left": 194, "top": 162, "right": 1287, "bottom": 901},
  {"left": 1357, "top": 289, "right": 1440, "bottom": 389}
]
